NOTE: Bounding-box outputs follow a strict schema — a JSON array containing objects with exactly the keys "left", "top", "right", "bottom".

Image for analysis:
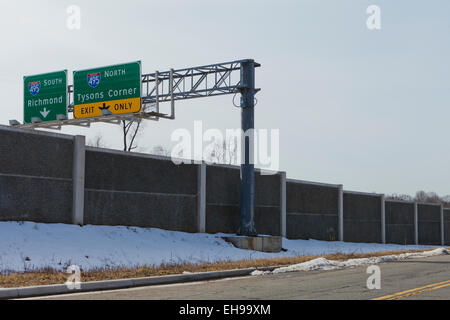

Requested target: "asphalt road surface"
[{"left": 28, "top": 254, "right": 450, "bottom": 300}]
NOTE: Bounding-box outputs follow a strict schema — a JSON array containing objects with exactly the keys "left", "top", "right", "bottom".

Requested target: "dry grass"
[{"left": 0, "top": 248, "right": 439, "bottom": 288}]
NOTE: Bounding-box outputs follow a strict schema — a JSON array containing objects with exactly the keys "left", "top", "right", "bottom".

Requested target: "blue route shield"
[
  {"left": 87, "top": 72, "right": 101, "bottom": 88},
  {"left": 28, "top": 81, "right": 40, "bottom": 96}
]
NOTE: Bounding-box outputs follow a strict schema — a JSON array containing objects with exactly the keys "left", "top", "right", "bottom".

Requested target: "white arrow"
[{"left": 40, "top": 108, "right": 51, "bottom": 118}]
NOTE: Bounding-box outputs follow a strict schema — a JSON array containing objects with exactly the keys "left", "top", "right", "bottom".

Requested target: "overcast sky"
[{"left": 1, "top": 0, "right": 449, "bottom": 196}]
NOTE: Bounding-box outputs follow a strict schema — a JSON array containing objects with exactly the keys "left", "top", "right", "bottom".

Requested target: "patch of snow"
[
  {"left": 0, "top": 222, "right": 443, "bottom": 274},
  {"left": 250, "top": 270, "right": 270, "bottom": 276},
  {"left": 254, "top": 248, "right": 449, "bottom": 275}
]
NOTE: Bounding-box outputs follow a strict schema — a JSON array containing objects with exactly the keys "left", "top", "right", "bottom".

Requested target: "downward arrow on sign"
[{"left": 40, "top": 108, "right": 51, "bottom": 118}]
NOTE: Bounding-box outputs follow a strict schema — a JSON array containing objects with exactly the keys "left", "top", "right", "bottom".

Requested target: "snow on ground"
[
  {"left": 0, "top": 222, "right": 442, "bottom": 273},
  {"left": 251, "top": 248, "right": 449, "bottom": 275}
]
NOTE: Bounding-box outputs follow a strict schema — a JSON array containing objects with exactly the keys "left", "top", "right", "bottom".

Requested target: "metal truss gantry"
[
  {"left": 141, "top": 59, "right": 260, "bottom": 118},
  {"left": 13, "top": 59, "right": 259, "bottom": 129},
  {"left": 10, "top": 59, "right": 260, "bottom": 236}
]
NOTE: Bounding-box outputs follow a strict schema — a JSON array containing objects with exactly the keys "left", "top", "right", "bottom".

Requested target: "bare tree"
[
  {"left": 206, "top": 137, "right": 238, "bottom": 165},
  {"left": 415, "top": 191, "right": 441, "bottom": 204},
  {"left": 152, "top": 145, "right": 171, "bottom": 156},
  {"left": 415, "top": 190, "right": 428, "bottom": 203},
  {"left": 207, "top": 141, "right": 224, "bottom": 164},
  {"left": 122, "top": 119, "right": 144, "bottom": 152},
  {"left": 386, "top": 193, "right": 413, "bottom": 202},
  {"left": 87, "top": 134, "right": 107, "bottom": 148},
  {"left": 120, "top": 103, "right": 156, "bottom": 152},
  {"left": 442, "top": 195, "right": 450, "bottom": 207},
  {"left": 387, "top": 191, "right": 450, "bottom": 207}
]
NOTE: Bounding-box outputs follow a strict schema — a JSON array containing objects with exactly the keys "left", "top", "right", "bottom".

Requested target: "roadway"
[{"left": 27, "top": 254, "right": 450, "bottom": 300}]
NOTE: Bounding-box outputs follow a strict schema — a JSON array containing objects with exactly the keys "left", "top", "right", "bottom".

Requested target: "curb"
[
  {"left": 3, "top": 248, "right": 447, "bottom": 300},
  {"left": 0, "top": 267, "right": 278, "bottom": 300}
]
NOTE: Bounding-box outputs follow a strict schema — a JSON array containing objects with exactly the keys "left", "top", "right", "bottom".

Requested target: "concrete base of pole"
[{"left": 222, "top": 235, "right": 282, "bottom": 253}]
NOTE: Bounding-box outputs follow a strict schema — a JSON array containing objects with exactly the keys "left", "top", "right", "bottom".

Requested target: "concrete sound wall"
[
  {"left": 444, "top": 209, "right": 450, "bottom": 245},
  {"left": 286, "top": 181, "right": 339, "bottom": 241},
  {"left": 1, "top": 127, "right": 449, "bottom": 245},
  {"left": 254, "top": 171, "right": 282, "bottom": 236},
  {"left": 205, "top": 164, "right": 281, "bottom": 236},
  {"left": 417, "top": 204, "right": 442, "bottom": 245},
  {"left": 204, "top": 165, "right": 240, "bottom": 234},
  {"left": 83, "top": 148, "right": 199, "bottom": 233},
  {"left": 0, "top": 126, "right": 74, "bottom": 224},
  {"left": 343, "top": 192, "right": 382, "bottom": 243},
  {"left": 385, "top": 201, "right": 415, "bottom": 245}
]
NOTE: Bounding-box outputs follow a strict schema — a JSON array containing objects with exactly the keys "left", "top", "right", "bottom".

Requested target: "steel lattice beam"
[{"left": 66, "top": 59, "right": 260, "bottom": 113}]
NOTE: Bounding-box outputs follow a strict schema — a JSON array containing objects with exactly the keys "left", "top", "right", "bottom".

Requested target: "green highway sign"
[
  {"left": 23, "top": 70, "right": 67, "bottom": 124},
  {"left": 73, "top": 61, "right": 141, "bottom": 119}
]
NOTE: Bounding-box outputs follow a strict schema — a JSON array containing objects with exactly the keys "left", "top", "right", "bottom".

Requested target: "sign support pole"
[
  {"left": 238, "top": 60, "right": 257, "bottom": 236},
  {"left": 338, "top": 184, "right": 344, "bottom": 241},
  {"left": 72, "top": 135, "right": 85, "bottom": 225},
  {"left": 414, "top": 202, "right": 419, "bottom": 245},
  {"left": 381, "top": 194, "right": 386, "bottom": 244},
  {"left": 440, "top": 204, "right": 444, "bottom": 246},
  {"left": 197, "top": 161, "right": 206, "bottom": 233},
  {"left": 280, "top": 172, "right": 287, "bottom": 237}
]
